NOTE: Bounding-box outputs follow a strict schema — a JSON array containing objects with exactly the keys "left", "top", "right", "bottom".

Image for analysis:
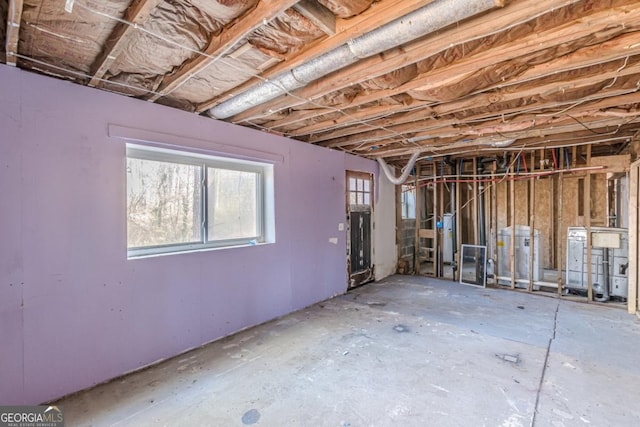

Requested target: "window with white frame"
[
  {"left": 126, "top": 144, "right": 273, "bottom": 257},
  {"left": 401, "top": 184, "right": 416, "bottom": 219}
]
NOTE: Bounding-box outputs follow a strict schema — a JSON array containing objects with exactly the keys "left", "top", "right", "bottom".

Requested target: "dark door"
[{"left": 347, "top": 172, "right": 374, "bottom": 288}]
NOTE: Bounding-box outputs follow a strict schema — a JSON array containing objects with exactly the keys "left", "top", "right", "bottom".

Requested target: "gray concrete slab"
[{"left": 54, "top": 275, "right": 640, "bottom": 426}]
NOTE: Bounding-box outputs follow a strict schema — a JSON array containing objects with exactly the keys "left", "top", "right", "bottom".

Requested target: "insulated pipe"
[
  {"left": 377, "top": 152, "right": 421, "bottom": 185},
  {"left": 208, "top": 0, "right": 504, "bottom": 119}
]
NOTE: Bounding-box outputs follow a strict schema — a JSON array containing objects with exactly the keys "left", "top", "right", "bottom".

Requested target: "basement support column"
[
  {"left": 557, "top": 149, "right": 565, "bottom": 296},
  {"left": 414, "top": 164, "right": 421, "bottom": 275},
  {"left": 528, "top": 152, "right": 536, "bottom": 292},
  {"left": 628, "top": 160, "right": 639, "bottom": 314},
  {"left": 473, "top": 158, "right": 479, "bottom": 245},
  {"left": 491, "top": 163, "right": 498, "bottom": 283},
  {"left": 433, "top": 162, "right": 438, "bottom": 277},
  {"left": 395, "top": 171, "right": 402, "bottom": 273},
  {"left": 585, "top": 145, "right": 593, "bottom": 301},
  {"left": 439, "top": 164, "right": 445, "bottom": 277},
  {"left": 455, "top": 161, "right": 462, "bottom": 282},
  {"left": 510, "top": 173, "right": 516, "bottom": 290}
]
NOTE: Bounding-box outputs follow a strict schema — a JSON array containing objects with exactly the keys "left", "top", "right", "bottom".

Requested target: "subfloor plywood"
[{"left": 54, "top": 276, "right": 640, "bottom": 426}]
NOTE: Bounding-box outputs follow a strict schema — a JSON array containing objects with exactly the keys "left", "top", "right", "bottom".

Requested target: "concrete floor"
[{"left": 55, "top": 275, "right": 640, "bottom": 426}]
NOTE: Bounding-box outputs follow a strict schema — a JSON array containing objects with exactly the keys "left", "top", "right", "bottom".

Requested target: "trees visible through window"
[{"left": 126, "top": 145, "right": 271, "bottom": 257}]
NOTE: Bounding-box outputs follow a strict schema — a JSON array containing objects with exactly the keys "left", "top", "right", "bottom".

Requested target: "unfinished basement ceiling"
[{"left": 4, "top": 0, "right": 640, "bottom": 166}]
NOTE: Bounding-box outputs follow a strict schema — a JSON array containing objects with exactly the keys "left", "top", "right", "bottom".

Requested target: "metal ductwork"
[
  {"left": 208, "top": 0, "right": 504, "bottom": 119},
  {"left": 377, "top": 152, "right": 421, "bottom": 185}
]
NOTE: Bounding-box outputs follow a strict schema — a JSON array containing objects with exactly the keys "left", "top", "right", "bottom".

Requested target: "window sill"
[{"left": 127, "top": 241, "right": 275, "bottom": 260}]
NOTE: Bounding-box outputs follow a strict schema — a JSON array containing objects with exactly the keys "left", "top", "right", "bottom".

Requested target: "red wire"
[{"left": 551, "top": 148, "right": 558, "bottom": 169}]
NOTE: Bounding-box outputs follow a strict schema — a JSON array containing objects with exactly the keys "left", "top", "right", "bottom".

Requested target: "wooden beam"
[
  {"left": 88, "top": 0, "right": 163, "bottom": 87},
  {"left": 432, "top": 162, "right": 438, "bottom": 277},
  {"left": 5, "top": 0, "right": 24, "bottom": 66},
  {"left": 419, "top": 228, "right": 435, "bottom": 239},
  {"left": 557, "top": 148, "right": 564, "bottom": 296},
  {"left": 414, "top": 165, "right": 421, "bottom": 275},
  {"left": 293, "top": 0, "right": 335, "bottom": 35},
  {"left": 438, "top": 166, "right": 445, "bottom": 277},
  {"left": 472, "top": 158, "right": 479, "bottom": 245},
  {"left": 491, "top": 163, "right": 498, "bottom": 279},
  {"left": 197, "top": 0, "right": 430, "bottom": 112},
  {"left": 232, "top": 0, "right": 640, "bottom": 124},
  {"left": 528, "top": 152, "right": 536, "bottom": 292},
  {"left": 590, "top": 154, "right": 631, "bottom": 173},
  {"left": 149, "top": 0, "right": 301, "bottom": 101},
  {"left": 510, "top": 174, "right": 516, "bottom": 290},
  {"left": 585, "top": 145, "right": 593, "bottom": 301},
  {"left": 395, "top": 173, "right": 402, "bottom": 272},
  {"left": 628, "top": 160, "right": 640, "bottom": 313},
  {"left": 316, "top": 81, "right": 640, "bottom": 148},
  {"left": 276, "top": 28, "right": 640, "bottom": 135},
  {"left": 455, "top": 161, "right": 462, "bottom": 282}
]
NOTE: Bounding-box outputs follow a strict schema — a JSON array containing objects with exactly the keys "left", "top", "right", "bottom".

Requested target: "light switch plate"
[{"left": 338, "top": 223, "right": 344, "bottom": 231}]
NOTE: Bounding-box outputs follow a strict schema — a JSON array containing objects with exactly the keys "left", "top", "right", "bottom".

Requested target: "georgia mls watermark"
[{"left": 0, "top": 406, "right": 64, "bottom": 427}]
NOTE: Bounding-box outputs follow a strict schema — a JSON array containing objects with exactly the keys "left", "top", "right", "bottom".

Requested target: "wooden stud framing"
[
  {"left": 585, "top": 145, "right": 593, "bottom": 301},
  {"left": 491, "top": 163, "right": 498, "bottom": 283},
  {"left": 472, "top": 158, "right": 479, "bottom": 245},
  {"left": 414, "top": 164, "right": 421, "bottom": 275},
  {"left": 433, "top": 162, "right": 438, "bottom": 277},
  {"left": 528, "top": 152, "right": 536, "bottom": 292},
  {"left": 510, "top": 174, "right": 516, "bottom": 290},
  {"left": 455, "top": 161, "right": 462, "bottom": 282},
  {"left": 395, "top": 175, "right": 402, "bottom": 273},
  {"left": 197, "top": 0, "right": 428, "bottom": 112},
  {"left": 89, "top": 0, "right": 164, "bottom": 87},
  {"left": 5, "top": 0, "right": 24, "bottom": 66},
  {"left": 557, "top": 148, "right": 565, "bottom": 296},
  {"left": 439, "top": 165, "right": 445, "bottom": 277},
  {"left": 628, "top": 159, "right": 640, "bottom": 314}
]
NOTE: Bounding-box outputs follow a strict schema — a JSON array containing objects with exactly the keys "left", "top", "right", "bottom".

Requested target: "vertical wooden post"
[
  {"left": 628, "top": 160, "right": 639, "bottom": 314},
  {"left": 433, "top": 162, "right": 438, "bottom": 277},
  {"left": 395, "top": 176, "right": 403, "bottom": 273},
  {"left": 510, "top": 173, "right": 516, "bottom": 290},
  {"left": 571, "top": 146, "right": 577, "bottom": 168},
  {"left": 455, "top": 161, "right": 462, "bottom": 282},
  {"left": 491, "top": 163, "right": 498, "bottom": 284},
  {"left": 549, "top": 151, "right": 555, "bottom": 268},
  {"left": 414, "top": 164, "right": 421, "bottom": 275},
  {"left": 473, "top": 157, "right": 479, "bottom": 245},
  {"left": 585, "top": 145, "right": 593, "bottom": 301},
  {"left": 439, "top": 164, "right": 445, "bottom": 277},
  {"left": 557, "top": 149, "right": 565, "bottom": 296},
  {"left": 528, "top": 152, "right": 536, "bottom": 292}
]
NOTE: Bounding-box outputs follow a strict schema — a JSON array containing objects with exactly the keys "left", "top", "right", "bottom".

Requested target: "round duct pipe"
[{"left": 208, "top": 0, "right": 504, "bottom": 119}]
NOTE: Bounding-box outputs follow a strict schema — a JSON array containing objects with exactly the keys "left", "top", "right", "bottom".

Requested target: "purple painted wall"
[{"left": 0, "top": 65, "right": 388, "bottom": 404}]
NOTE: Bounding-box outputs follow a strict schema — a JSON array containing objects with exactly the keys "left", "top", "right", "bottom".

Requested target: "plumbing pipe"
[
  {"left": 377, "top": 152, "right": 421, "bottom": 185},
  {"left": 208, "top": 0, "right": 504, "bottom": 119}
]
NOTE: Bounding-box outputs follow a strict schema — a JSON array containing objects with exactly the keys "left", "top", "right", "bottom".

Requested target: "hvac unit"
[
  {"left": 565, "top": 227, "right": 629, "bottom": 301},
  {"left": 497, "top": 226, "right": 543, "bottom": 288}
]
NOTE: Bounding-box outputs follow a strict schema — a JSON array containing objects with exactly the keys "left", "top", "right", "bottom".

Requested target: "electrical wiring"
[
  {"left": 76, "top": 0, "right": 586, "bottom": 142},
  {"left": 13, "top": 54, "right": 167, "bottom": 96},
  {"left": 27, "top": 0, "right": 633, "bottom": 161}
]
